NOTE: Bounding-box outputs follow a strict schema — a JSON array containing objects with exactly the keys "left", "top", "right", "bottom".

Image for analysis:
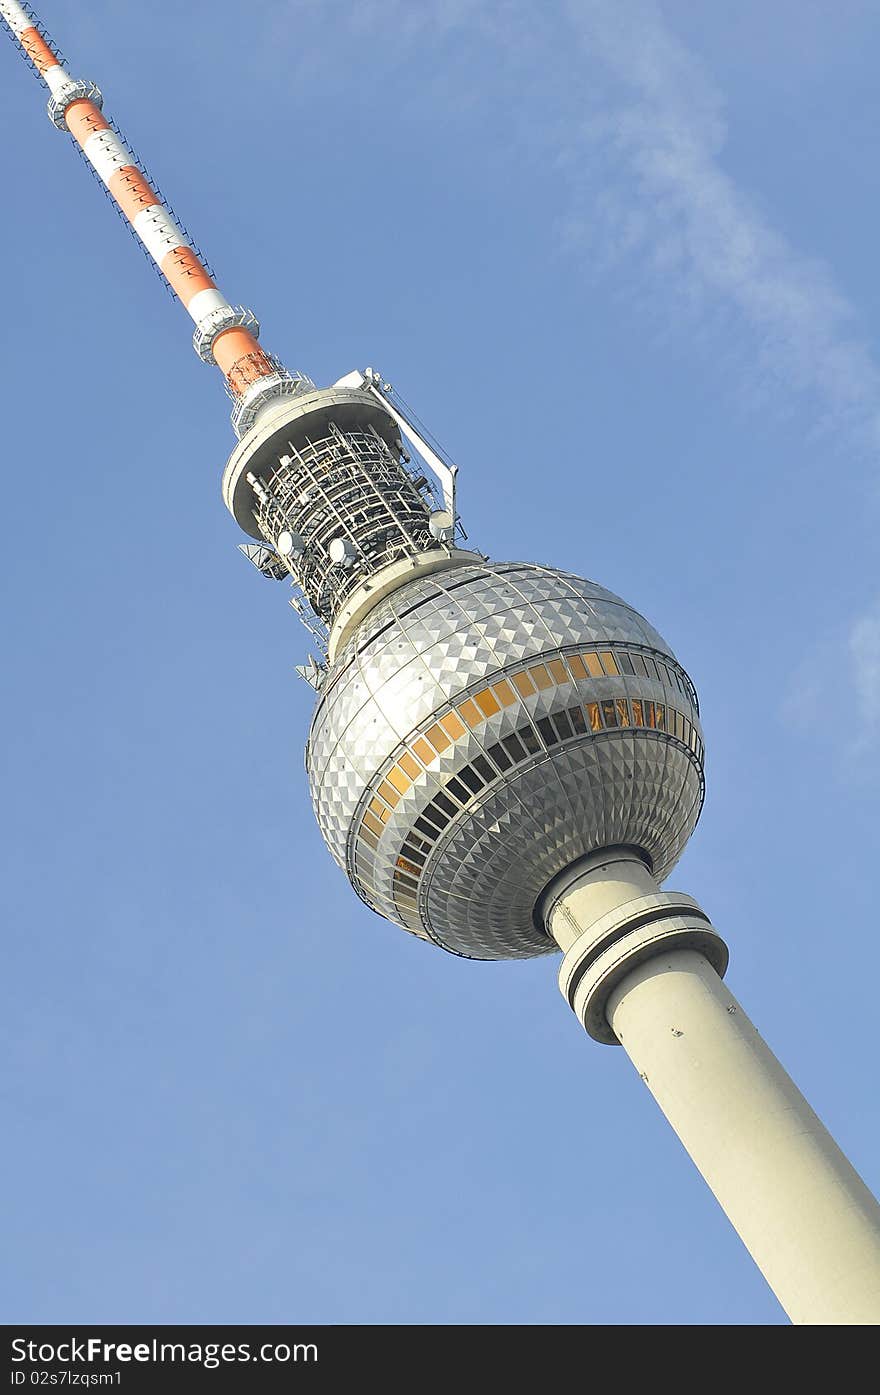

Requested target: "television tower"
[{"left": 3, "top": 1, "right": 880, "bottom": 1325}]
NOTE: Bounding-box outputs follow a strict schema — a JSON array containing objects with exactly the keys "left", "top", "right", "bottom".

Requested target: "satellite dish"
[
  {"left": 429, "top": 509, "right": 455, "bottom": 541},
  {"left": 276, "top": 529, "right": 305, "bottom": 559},
  {"left": 329, "top": 537, "right": 358, "bottom": 568}
]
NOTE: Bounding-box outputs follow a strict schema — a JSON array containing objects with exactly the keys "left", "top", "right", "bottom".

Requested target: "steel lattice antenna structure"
[{"left": 4, "top": 1, "right": 880, "bottom": 1326}]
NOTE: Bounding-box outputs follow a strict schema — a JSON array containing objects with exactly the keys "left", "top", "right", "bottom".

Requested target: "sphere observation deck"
[{"left": 307, "top": 561, "right": 705, "bottom": 959}]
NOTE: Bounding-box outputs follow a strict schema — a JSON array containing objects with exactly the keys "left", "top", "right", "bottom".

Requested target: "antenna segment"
[{"left": 0, "top": 0, "right": 311, "bottom": 436}]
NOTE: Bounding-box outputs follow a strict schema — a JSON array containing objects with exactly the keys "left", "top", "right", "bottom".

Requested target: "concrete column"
[{"left": 541, "top": 848, "right": 880, "bottom": 1325}]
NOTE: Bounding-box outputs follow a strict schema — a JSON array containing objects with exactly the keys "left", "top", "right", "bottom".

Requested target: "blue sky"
[{"left": 2, "top": 0, "right": 879, "bottom": 1325}]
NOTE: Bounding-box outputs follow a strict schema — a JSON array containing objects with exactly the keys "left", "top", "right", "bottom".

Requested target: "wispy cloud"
[
  {"left": 263, "top": 0, "right": 880, "bottom": 452},
  {"left": 782, "top": 613, "right": 880, "bottom": 767},
  {"left": 554, "top": 2, "right": 880, "bottom": 450}
]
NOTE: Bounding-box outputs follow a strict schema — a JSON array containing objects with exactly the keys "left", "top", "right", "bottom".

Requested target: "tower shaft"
[{"left": 545, "top": 851, "right": 880, "bottom": 1324}]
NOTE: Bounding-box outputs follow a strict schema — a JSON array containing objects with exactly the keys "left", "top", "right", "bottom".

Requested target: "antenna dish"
[
  {"left": 329, "top": 537, "right": 358, "bottom": 568},
  {"left": 277, "top": 529, "right": 305, "bottom": 559},
  {"left": 429, "top": 509, "right": 455, "bottom": 541}
]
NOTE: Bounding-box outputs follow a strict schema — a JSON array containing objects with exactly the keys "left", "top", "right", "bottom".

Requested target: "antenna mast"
[{"left": 0, "top": 0, "right": 311, "bottom": 437}]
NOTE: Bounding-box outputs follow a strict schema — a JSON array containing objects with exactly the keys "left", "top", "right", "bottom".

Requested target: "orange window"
[
  {"left": 492, "top": 679, "right": 517, "bottom": 707},
  {"left": 440, "top": 712, "right": 466, "bottom": 740},
  {"left": 631, "top": 700, "right": 645, "bottom": 727},
  {"left": 529, "top": 664, "right": 552, "bottom": 690},
  {"left": 568, "top": 654, "right": 588, "bottom": 680},
  {"left": 369, "top": 797, "right": 391, "bottom": 821},
  {"left": 600, "top": 652, "right": 620, "bottom": 675},
  {"left": 512, "top": 671, "right": 535, "bottom": 698},
  {"left": 396, "top": 856, "right": 422, "bottom": 877},
  {"left": 584, "top": 652, "right": 604, "bottom": 677},
  {"left": 412, "top": 736, "right": 436, "bottom": 766},
  {"left": 386, "top": 765, "right": 411, "bottom": 795},
  {"left": 358, "top": 829, "right": 380, "bottom": 852},
  {"left": 361, "top": 811, "right": 383, "bottom": 837},
  {"left": 646, "top": 703, "right": 656, "bottom": 729},
  {"left": 425, "top": 723, "right": 451, "bottom": 753},
  {"left": 399, "top": 751, "right": 420, "bottom": 781},
  {"left": 655, "top": 705, "right": 666, "bottom": 730},
  {"left": 377, "top": 780, "right": 400, "bottom": 807},
  {"left": 616, "top": 700, "right": 630, "bottom": 727},
  {"left": 587, "top": 702, "right": 602, "bottom": 732},
  {"left": 548, "top": 659, "right": 568, "bottom": 684},
  {"left": 456, "top": 698, "right": 481, "bottom": 728},
  {"left": 474, "top": 688, "right": 501, "bottom": 718}
]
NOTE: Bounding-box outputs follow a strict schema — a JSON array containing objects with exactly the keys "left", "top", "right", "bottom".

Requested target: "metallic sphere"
[{"left": 306, "top": 561, "right": 705, "bottom": 959}]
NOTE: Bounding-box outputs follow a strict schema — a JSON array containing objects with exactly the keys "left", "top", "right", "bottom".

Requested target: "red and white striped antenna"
[{"left": 0, "top": 0, "right": 312, "bottom": 436}]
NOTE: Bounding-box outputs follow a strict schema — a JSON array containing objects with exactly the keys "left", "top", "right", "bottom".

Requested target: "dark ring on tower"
[{"left": 562, "top": 914, "right": 729, "bottom": 1044}]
